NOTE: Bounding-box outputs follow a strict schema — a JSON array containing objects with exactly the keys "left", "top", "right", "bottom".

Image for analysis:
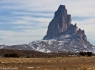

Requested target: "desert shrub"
[
  {"left": 4, "top": 53, "right": 19, "bottom": 58},
  {"left": 79, "top": 52, "right": 87, "bottom": 56},
  {"left": 79, "top": 52, "right": 93, "bottom": 56},
  {"left": 4, "top": 54, "right": 10, "bottom": 57},
  {"left": 87, "top": 52, "right": 92, "bottom": 56}
]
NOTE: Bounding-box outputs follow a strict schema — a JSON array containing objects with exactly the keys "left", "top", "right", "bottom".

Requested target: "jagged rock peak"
[
  {"left": 57, "top": 5, "right": 66, "bottom": 11},
  {"left": 54, "top": 5, "right": 67, "bottom": 18},
  {"left": 43, "top": 5, "right": 88, "bottom": 43},
  {"left": 43, "top": 5, "right": 72, "bottom": 39}
]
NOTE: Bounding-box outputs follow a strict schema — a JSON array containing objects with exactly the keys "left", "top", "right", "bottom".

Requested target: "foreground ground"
[{"left": 0, "top": 56, "right": 95, "bottom": 70}]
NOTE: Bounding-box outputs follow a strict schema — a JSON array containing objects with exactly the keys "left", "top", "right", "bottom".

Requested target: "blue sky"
[{"left": 0, "top": 0, "right": 95, "bottom": 45}]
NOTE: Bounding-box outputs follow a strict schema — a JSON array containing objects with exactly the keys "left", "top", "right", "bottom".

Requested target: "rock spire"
[{"left": 43, "top": 5, "right": 87, "bottom": 43}]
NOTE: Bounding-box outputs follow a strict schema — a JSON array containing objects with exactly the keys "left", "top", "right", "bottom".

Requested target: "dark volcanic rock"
[
  {"left": 43, "top": 5, "right": 88, "bottom": 43},
  {"left": 44, "top": 5, "right": 71, "bottom": 38},
  {"left": 40, "top": 5, "right": 94, "bottom": 53}
]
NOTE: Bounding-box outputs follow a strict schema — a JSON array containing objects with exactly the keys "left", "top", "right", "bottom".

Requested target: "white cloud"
[
  {"left": 0, "top": 28, "right": 47, "bottom": 45},
  {"left": 0, "top": 0, "right": 95, "bottom": 45}
]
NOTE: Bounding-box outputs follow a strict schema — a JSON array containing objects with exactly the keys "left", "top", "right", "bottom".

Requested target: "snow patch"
[
  {"left": 23, "top": 45, "right": 27, "bottom": 48},
  {"left": 0, "top": 46, "right": 4, "bottom": 49},
  {"left": 83, "top": 44, "right": 87, "bottom": 48}
]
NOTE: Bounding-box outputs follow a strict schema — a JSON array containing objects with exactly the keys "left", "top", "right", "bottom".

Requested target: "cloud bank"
[{"left": 0, "top": 0, "right": 95, "bottom": 45}]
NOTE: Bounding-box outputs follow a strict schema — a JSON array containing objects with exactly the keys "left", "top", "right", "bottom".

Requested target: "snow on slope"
[
  {"left": 1, "top": 36, "right": 95, "bottom": 53},
  {"left": 28, "top": 39, "right": 95, "bottom": 53}
]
